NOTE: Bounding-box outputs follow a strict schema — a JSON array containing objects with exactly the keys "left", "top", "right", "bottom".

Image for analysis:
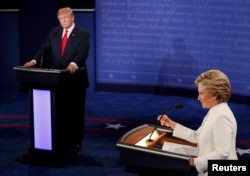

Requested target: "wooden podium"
[
  {"left": 13, "top": 66, "right": 87, "bottom": 166},
  {"left": 117, "top": 124, "right": 198, "bottom": 176}
]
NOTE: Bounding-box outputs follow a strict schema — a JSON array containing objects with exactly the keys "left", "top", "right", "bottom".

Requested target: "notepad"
[{"left": 162, "top": 141, "right": 198, "bottom": 156}]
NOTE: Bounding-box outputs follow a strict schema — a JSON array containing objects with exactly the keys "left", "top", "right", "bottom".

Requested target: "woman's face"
[{"left": 197, "top": 83, "right": 217, "bottom": 109}]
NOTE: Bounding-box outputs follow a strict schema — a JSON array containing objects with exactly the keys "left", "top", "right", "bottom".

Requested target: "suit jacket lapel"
[{"left": 54, "top": 28, "right": 63, "bottom": 58}]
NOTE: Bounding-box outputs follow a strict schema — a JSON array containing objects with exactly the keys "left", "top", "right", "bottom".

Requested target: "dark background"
[
  {"left": 0, "top": 0, "right": 95, "bottom": 93},
  {"left": 0, "top": 0, "right": 95, "bottom": 9},
  {"left": 1, "top": 0, "right": 250, "bottom": 104}
]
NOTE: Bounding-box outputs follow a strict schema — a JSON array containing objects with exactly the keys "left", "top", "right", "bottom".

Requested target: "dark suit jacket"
[{"left": 32, "top": 26, "right": 90, "bottom": 87}]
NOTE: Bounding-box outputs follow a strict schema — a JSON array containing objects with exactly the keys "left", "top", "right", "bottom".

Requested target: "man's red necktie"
[{"left": 61, "top": 29, "right": 68, "bottom": 55}]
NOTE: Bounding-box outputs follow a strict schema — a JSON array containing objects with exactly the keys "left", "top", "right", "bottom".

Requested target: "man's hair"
[{"left": 57, "top": 7, "right": 73, "bottom": 17}]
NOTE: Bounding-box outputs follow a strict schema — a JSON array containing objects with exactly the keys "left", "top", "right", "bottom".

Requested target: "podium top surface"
[
  {"left": 13, "top": 66, "right": 87, "bottom": 88},
  {"left": 117, "top": 124, "right": 195, "bottom": 173},
  {"left": 13, "top": 66, "right": 68, "bottom": 74},
  {"left": 117, "top": 124, "right": 197, "bottom": 160}
]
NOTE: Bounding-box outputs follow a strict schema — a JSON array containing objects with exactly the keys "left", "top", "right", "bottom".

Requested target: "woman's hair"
[{"left": 195, "top": 69, "right": 231, "bottom": 102}]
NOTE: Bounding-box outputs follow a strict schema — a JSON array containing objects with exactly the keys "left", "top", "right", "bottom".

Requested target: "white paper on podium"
[
  {"left": 135, "top": 130, "right": 159, "bottom": 147},
  {"left": 162, "top": 141, "right": 198, "bottom": 156}
]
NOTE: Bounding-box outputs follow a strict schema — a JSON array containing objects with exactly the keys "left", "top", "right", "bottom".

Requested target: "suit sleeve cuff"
[
  {"left": 31, "top": 60, "right": 37, "bottom": 64},
  {"left": 70, "top": 62, "right": 78, "bottom": 69}
]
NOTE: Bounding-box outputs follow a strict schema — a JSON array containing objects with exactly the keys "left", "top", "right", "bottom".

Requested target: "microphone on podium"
[
  {"left": 39, "top": 54, "right": 44, "bottom": 67},
  {"left": 147, "top": 103, "right": 183, "bottom": 142}
]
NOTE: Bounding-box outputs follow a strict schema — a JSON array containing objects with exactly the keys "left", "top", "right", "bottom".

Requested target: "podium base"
[{"left": 16, "top": 147, "right": 81, "bottom": 167}]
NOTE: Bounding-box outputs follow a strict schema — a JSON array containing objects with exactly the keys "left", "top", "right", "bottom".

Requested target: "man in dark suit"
[
  {"left": 24, "top": 7, "right": 89, "bottom": 74},
  {"left": 24, "top": 7, "right": 90, "bottom": 153}
]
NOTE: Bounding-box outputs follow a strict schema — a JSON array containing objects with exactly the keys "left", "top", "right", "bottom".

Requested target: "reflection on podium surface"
[
  {"left": 135, "top": 130, "right": 160, "bottom": 147},
  {"left": 117, "top": 124, "right": 197, "bottom": 176}
]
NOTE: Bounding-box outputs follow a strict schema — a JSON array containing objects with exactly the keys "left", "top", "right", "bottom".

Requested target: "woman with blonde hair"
[{"left": 157, "top": 69, "right": 237, "bottom": 176}]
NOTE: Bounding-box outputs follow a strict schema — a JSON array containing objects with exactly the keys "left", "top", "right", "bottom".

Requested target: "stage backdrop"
[{"left": 95, "top": 0, "right": 250, "bottom": 97}]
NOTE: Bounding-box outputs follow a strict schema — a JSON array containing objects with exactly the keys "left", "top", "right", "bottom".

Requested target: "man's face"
[{"left": 58, "top": 12, "right": 74, "bottom": 29}]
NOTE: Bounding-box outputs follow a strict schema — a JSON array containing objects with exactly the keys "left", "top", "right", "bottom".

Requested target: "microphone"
[
  {"left": 37, "top": 29, "right": 58, "bottom": 68},
  {"left": 147, "top": 103, "right": 183, "bottom": 142},
  {"left": 38, "top": 49, "right": 47, "bottom": 68},
  {"left": 39, "top": 53, "right": 44, "bottom": 67}
]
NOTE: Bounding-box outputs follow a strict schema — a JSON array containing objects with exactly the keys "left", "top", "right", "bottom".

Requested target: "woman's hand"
[
  {"left": 189, "top": 156, "right": 195, "bottom": 167},
  {"left": 157, "top": 114, "right": 176, "bottom": 129}
]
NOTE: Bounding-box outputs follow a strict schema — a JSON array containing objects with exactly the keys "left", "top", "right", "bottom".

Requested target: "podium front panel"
[{"left": 32, "top": 89, "right": 52, "bottom": 150}]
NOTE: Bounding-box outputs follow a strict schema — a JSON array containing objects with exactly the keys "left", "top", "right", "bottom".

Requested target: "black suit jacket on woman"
[{"left": 33, "top": 25, "right": 90, "bottom": 87}]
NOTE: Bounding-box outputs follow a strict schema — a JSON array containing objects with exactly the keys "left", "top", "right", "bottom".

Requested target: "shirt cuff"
[{"left": 70, "top": 62, "right": 78, "bottom": 69}]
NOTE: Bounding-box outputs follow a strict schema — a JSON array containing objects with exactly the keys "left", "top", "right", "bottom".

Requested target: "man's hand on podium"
[
  {"left": 67, "top": 63, "right": 78, "bottom": 73},
  {"left": 24, "top": 60, "right": 36, "bottom": 67}
]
